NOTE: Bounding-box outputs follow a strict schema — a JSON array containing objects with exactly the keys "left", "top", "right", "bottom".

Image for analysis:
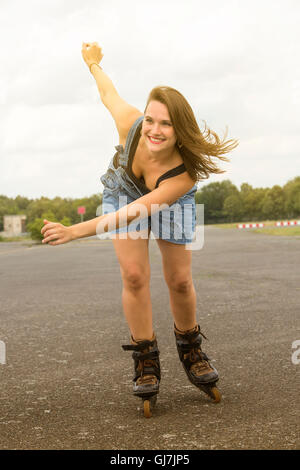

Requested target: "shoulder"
[
  {"left": 118, "top": 112, "right": 144, "bottom": 147},
  {"left": 102, "top": 91, "right": 143, "bottom": 144},
  {"left": 157, "top": 170, "right": 195, "bottom": 194}
]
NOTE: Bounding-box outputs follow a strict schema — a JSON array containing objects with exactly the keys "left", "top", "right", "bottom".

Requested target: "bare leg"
[
  {"left": 112, "top": 230, "right": 153, "bottom": 341},
  {"left": 155, "top": 239, "right": 197, "bottom": 331}
]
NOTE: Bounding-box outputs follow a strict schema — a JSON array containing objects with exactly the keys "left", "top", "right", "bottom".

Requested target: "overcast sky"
[{"left": 0, "top": 0, "right": 299, "bottom": 199}]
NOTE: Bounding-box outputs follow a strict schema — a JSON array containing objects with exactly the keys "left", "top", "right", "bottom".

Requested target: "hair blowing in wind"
[{"left": 145, "top": 86, "right": 239, "bottom": 182}]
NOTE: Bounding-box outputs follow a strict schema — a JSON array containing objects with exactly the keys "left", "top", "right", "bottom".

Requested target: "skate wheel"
[
  {"left": 210, "top": 386, "right": 222, "bottom": 403},
  {"left": 143, "top": 399, "right": 152, "bottom": 418}
]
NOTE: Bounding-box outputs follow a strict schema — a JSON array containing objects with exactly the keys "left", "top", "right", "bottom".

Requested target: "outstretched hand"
[{"left": 41, "top": 219, "right": 73, "bottom": 246}]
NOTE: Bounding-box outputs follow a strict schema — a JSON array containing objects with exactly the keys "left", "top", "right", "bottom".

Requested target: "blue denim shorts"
[{"left": 100, "top": 157, "right": 197, "bottom": 244}]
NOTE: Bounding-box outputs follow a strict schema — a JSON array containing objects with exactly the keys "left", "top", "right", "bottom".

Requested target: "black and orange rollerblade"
[
  {"left": 174, "top": 324, "right": 221, "bottom": 403},
  {"left": 122, "top": 334, "right": 160, "bottom": 418}
]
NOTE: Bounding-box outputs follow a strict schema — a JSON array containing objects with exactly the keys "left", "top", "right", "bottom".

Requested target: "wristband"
[{"left": 89, "top": 63, "right": 102, "bottom": 73}]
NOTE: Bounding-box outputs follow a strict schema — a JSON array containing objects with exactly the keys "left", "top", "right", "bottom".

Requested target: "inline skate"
[
  {"left": 174, "top": 324, "right": 221, "bottom": 403},
  {"left": 122, "top": 334, "right": 160, "bottom": 418}
]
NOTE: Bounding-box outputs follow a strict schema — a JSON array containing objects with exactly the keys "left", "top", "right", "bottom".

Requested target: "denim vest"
[{"left": 100, "top": 116, "right": 145, "bottom": 199}]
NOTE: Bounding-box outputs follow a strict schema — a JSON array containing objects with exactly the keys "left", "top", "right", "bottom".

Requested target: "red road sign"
[{"left": 77, "top": 206, "right": 86, "bottom": 215}]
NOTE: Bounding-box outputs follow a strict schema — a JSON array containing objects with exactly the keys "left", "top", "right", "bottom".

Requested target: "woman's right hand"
[
  {"left": 41, "top": 219, "right": 74, "bottom": 246},
  {"left": 81, "top": 42, "right": 104, "bottom": 70}
]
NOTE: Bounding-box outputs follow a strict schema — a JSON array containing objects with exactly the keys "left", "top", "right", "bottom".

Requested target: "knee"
[
  {"left": 167, "top": 273, "right": 193, "bottom": 294},
  {"left": 122, "top": 266, "right": 150, "bottom": 292}
]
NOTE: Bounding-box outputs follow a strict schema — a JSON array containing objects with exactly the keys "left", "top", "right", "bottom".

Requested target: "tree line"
[
  {"left": 0, "top": 177, "right": 299, "bottom": 237},
  {"left": 195, "top": 176, "right": 300, "bottom": 223}
]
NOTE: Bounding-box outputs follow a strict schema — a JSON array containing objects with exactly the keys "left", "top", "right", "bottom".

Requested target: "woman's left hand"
[{"left": 41, "top": 219, "right": 74, "bottom": 246}]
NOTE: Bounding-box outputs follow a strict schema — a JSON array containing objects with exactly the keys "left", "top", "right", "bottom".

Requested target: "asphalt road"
[{"left": 0, "top": 226, "right": 299, "bottom": 450}]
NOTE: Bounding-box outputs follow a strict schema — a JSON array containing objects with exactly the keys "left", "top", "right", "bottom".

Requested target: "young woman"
[{"left": 41, "top": 42, "right": 238, "bottom": 417}]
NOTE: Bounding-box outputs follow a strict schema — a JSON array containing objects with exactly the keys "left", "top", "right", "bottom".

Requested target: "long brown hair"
[{"left": 144, "top": 86, "right": 238, "bottom": 182}]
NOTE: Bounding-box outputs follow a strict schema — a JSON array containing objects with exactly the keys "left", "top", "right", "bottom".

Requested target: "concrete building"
[{"left": 2, "top": 215, "right": 27, "bottom": 236}]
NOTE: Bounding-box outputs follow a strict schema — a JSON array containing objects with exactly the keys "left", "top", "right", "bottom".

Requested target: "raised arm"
[{"left": 81, "top": 42, "right": 142, "bottom": 140}]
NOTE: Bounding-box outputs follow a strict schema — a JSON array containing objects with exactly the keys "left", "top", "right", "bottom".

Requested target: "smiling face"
[{"left": 142, "top": 100, "right": 177, "bottom": 154}]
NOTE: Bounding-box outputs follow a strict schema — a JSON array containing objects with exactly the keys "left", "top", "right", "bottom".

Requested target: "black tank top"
[{"left": 114, "top": 118, "right": 186, "bottom": 194}]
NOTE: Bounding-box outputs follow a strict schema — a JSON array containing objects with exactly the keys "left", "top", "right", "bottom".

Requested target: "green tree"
[
  {"left": 283, "top": 177, "right": 300, "bottom": 218},
  {"left": 60, "top": 216, "right": 72, "bottom": 226},
  {"left": 223, "top": 194, "right": 244, "bottom": 222},
  {"left": 195, "top": 180, "right": 239, "bottom": 223},
  {"left": 27, "top": 211, "right": 58, "bottom": 242},
  {"left": 26, "top": 197, "right": 53, "bottom": 224},
  {"left": 261, "top": 185, "right": 285, "bottom": 220},
  {"left": 240, "top": 187, "right": 267, "bottom": 221},
  {"left": 14, "top": 195, "right": 32, "bottom": 212}
]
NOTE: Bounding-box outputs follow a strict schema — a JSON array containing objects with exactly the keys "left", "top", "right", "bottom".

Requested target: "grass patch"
[
  {"left": 212, "top": 220, "right": 276, "bottom": 229},
  {"left": 253, "top": 226, "right": 300, "bottom": 237},
  {"left": 0, "top": 235, "right": 33, "bottom": 242},
  {"left": 212, "top": 221, "right": 300, "bottom": 236}
]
